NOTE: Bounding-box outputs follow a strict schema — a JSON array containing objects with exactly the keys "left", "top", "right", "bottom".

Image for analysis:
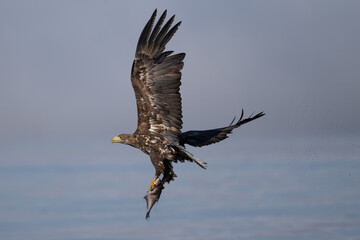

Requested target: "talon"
[
  {"left": 149, "top": 178, "right": 155, "bottom": 191},
  {"left": 154, "top": 178, "right": 161, "bottom": 186}
]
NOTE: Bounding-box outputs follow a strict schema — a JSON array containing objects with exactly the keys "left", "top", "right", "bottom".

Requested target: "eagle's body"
[{"left": 112, "top": 9, "right": 264, "bottom": 218}]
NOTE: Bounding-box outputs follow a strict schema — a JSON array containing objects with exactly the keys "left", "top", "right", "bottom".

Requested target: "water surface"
[{"left": 1, "top": 137, "right": 359, "bottom": 240}]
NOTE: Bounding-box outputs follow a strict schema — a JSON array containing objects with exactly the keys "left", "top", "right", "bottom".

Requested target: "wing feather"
[
  {"left": 178, "top": 111, "right": 265, "bottom": 147},
  {"left": 131, "top": 9, "right": 185, "bottom": 142}
]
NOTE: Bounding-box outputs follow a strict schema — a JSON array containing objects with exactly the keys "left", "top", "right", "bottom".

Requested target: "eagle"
[{"left": 112, "top": 9, "right": 264, "bottom": 218}]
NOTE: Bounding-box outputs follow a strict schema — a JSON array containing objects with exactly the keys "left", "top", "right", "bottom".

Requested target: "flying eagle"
[{"left": 112, "top": 9, "right": 264, "bottom": 218}]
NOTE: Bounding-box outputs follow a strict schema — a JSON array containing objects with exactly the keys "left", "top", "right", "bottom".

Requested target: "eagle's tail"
[{"left": 170, "top": 143, "right": 207, "bottom": 169}]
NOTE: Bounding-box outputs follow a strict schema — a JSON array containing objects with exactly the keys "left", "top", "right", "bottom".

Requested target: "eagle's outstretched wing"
[
  {"left": 131, "top": 9, "right": 185, "bottom": 143},
  {"left": 178, "top": 110, "right": 265, "bottom": 147}
]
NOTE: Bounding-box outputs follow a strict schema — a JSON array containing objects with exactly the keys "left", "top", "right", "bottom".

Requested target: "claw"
[{"left": 149, "top": 178, "right": 156, "bottom": 191}]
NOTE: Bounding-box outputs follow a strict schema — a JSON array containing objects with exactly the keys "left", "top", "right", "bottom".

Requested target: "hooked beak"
[{"left": 112, "top": 136, "right": 122, "bottom": 143}]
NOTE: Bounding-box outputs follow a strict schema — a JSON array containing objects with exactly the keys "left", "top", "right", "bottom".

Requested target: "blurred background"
[{"left": 0, "top": 1, "right": 359, "bottom": 239}]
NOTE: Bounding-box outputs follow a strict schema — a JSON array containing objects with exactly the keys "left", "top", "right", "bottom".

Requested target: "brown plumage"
[{"left": 112, "top": 9, "right": 265, "bottom": 218}]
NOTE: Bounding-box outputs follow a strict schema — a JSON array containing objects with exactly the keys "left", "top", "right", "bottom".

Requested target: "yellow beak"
[{"left": 112, "top": 136, "right": 122, "bottom": 143}]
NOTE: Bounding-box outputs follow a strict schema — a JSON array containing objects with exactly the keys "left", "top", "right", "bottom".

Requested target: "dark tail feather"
[{"left": 169, "top": 143, "right": 207, "bottom": 169}]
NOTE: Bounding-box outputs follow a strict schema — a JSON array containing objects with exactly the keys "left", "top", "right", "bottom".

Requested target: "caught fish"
[{"left": 144, "top": 178, "right": 164, "bottom": 219}]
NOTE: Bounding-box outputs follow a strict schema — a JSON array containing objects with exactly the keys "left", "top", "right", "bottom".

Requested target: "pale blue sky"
[{"left": 1, "top": 0, "right": 359, "bottom": 144}]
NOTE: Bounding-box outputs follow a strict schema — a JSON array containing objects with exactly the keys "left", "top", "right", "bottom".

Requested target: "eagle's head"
[{"left": 112, "top": 134, "right": 128, "bottom": 144}]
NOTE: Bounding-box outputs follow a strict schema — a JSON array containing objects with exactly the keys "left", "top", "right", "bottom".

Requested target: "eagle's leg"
[{"left": 149, "top": 153, "right": 164, "bottom": 191}]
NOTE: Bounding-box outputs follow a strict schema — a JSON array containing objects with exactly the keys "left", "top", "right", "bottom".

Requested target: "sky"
[
  {"left": 1, "top": 1, "right": 360, "bottom": 240},
  {"left": 0, "top": 0, "right": 359, "bottom": 144}
]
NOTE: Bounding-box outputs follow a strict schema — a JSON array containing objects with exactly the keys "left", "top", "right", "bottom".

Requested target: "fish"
[{"left": 144, "top": 178, "right": 164, "bottom": 219}]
